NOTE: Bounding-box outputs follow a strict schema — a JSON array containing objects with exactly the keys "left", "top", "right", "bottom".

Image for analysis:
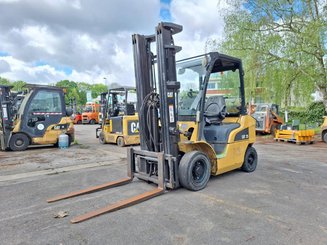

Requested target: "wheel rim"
[
  {"left": 117, "top": 137, "right": 124, "bottom": 146},
  {"left": 15, "top": 139, "right": 24, "bottom": 147},
  {"left": 192, "top": 160, "right": 206, "bottom": 183}
]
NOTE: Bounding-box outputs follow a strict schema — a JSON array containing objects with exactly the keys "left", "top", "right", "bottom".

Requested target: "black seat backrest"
[
  {"left": 204, "top": 96, "right": 227, "bottom": 124},
  {"left": 125, "top": 103, "right": 135, "bottom": 115}
]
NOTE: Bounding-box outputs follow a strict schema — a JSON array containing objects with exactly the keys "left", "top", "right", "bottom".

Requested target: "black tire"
[
  {"left": 77, "top": 120, "right": 82, "bottom": 124},
  {"left": 9, "top": 133, "right": 30, "bottom": 151},
  {"left": 322, "top": 131, "right": 327, "bottom": 143},
  {"left": 89, "top": 119, "right": 96, "bottom": 125},
  {"left": 178, "top": 151, "right": 211, "bottom": 191},
  {"left": 116, "top": 137, "right": 125, "bottom": 147},
  {"left": 99, "top": 132, "right": 106, "bottom": 144},
  {"left": 241, "top": 146, "right": 258, "bottom": 172}
]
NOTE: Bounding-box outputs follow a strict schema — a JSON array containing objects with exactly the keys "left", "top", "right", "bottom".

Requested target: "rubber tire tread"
[
  {"left": 241, "top": 146, "right": 258, "bottom": 172},
  {"left": 9, "top": 133, "right": 30, "bottom": 151},
  {"left": 99, "top": 132, "right": 106, "bottom": 144},
  {"left": 322, "top": 131, "right": 327, "bottom": 143},
  {"left": 116, "top": 137, "right": 125, "bottom": 147},
  {"left": 178, "top": 151, "right": 211, "bottom": 191}
]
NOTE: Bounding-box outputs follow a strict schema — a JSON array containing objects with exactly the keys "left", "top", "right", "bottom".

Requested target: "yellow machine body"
[
  {"left": 178, "top": 115, "right": 256, "bottom": 175},
  {"left": 101, "top": 114, "right": 139, "bottom": 146},
  {"left": 12, "top": 116, "right": 74, "bottom": 145}
]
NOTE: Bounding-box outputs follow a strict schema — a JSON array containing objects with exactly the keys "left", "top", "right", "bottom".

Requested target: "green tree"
[
  {"left": 0, "top": 76, "right": 12, "bottom": 85},
  {"left": 218, "top": 0, "right": 327, "bottom": 111},
  {"left": 56, "top": 80, "right": 79, "bottom": 105},
  {"left": 12, "top": 80, "right": 26, "bottom": 92},
  {"left": 91, "top": 83, "right": 108, "bottom": 98}
]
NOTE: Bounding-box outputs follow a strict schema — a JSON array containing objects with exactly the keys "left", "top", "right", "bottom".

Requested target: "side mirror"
[{"left": 66, "top": 108, "right": 73, "bottom": 117}]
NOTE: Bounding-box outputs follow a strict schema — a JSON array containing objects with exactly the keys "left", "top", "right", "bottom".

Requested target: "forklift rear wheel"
[
  {"left": 9, "top": 133, "right": 30, "bottom": 151},
  {"left": 77, "top": 120, "right": 82, "bottom": 124},
  {"left": 89, "top": 119, "right": 96, "bottom": 125},
  {"left": 116, "top": 137, "right": 125, "bottom": 147},
  {"left": 241, "top": 146, "right": 257, "bottom": 172},
  {"left": 178, "top": 151, "right": 210, "bottom": 191},
  {"left": 322, "top": 131, "right": 327, "bottom": 143},
  {"left": 99, "top": 133, "right": 106, "bottom": 144}
]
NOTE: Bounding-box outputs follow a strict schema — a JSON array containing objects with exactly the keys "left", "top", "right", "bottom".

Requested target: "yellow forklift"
[
  {"left": 96, "top": 86, "right": 139, "bottom": 146},
  {"left": 0, "top": 84, "right": 74, "bottom": 151},
  {"left": 48, "top": 22, "right": 257, "bottom": 223}
]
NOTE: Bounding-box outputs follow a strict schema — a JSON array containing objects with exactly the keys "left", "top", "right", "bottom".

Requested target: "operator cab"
[{"left": 177, "top": 53, "right": 245, "bottom": 154}]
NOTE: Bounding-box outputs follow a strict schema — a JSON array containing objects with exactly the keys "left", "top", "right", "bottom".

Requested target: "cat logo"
[{"left": 130, "top": 122, "right": 139, "bottom": 134}]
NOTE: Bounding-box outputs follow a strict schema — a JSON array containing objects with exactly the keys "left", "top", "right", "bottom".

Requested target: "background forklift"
[
  {"left": 69, "top": 97, "right": 82, "bottom": 124},
  {"left": 322, "top": 116, "right": 327, "bottom": 143},
  {"left": 252, "top": 103, "right": 283, "bottom": 136},
  {"left": 0, "top": 84, "right": 74, "bottom": 151},
  {"left": 96, "top": 86, "right": 139, "bottom": 147},
  {"left": 48, "top": 22, "right": 257, "bottom": 223}
]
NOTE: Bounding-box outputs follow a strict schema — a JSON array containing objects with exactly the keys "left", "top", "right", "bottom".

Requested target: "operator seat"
[
  {"left": 203, "top": 96, "right": 240, "bottom": 154},
  {"left": 125, "top": 103, "right": 135, "bottom": 115}
]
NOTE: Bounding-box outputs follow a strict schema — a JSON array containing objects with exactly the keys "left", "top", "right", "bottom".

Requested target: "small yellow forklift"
[
  {"left": 0, "top": 84, "right": 74, "bottom": 151},
  {"left": 96, "top": 86, "right": 139, "bottom": 146}
]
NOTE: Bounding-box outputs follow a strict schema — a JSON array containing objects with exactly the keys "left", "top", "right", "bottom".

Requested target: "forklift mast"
[
  {"left": 131, "top": 22, "right": 182, "bottom": 189},
  {"left": 132, "top": 22, "right": 182, "bottom": 156}
]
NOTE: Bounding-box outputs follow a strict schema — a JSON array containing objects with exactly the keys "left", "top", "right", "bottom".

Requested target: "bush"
[
  {"left": 304, "top": 102, "right": 326, "bottom": 125},
  {"left": 280, "top": 102, "right": 326, "bottom": 126}
]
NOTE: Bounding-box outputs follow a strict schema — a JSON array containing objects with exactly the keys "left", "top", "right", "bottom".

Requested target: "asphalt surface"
[{"left": 0, "top": 125, "right": 326, "bottom": 245}]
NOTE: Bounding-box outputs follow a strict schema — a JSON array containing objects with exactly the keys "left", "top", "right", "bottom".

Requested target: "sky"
[{"left": 0, "top": 0, "right": 231, "bottom": 86}]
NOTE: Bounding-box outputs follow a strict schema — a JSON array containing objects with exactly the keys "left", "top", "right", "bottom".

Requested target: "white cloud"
[
  {"left": 0, "top": 0, "right": 232, "bottom": 86},
  {"left": 171, "top": 0, "right": 230, "bottom": 59}
]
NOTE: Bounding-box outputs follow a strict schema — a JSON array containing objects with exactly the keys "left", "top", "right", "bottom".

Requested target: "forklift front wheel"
[
  {"left": 116, "top": 137, "right": 125, "bottom": 147},
  {"left": 89, "top": 119, "right": 96, "bottom": 125},
  {"left": 241, "top": 146, "right": 258, "bottom": 172},
  {"left": 178, "top": 151, "right": 211, "bottom": 191},
  {"left": 99, "top": 133, "right": 106, "bottom": 144},
  {"left": 9, "top": 133, "right": 30, "bottom": 151}
]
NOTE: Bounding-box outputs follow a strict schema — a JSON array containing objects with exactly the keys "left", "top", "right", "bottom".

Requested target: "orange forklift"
[{"left": 82, "top": 102, "right": 100, "bottom": 124}]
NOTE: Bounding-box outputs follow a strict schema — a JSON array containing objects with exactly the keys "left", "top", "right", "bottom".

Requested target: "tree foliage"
[
  {"left": 0, "top": 77, "right": 108, "bottom": 106},
  {"left": 55, "top": 80, "right": 108, "bottom": 106},
  {"left": 218, "top": 0, "right": 327, "bottom": 111}
]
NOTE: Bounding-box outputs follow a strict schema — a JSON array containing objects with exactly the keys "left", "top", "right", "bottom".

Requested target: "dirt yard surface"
[{"left": 0, "top": 125, "right": 326, "bottom": 244}]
